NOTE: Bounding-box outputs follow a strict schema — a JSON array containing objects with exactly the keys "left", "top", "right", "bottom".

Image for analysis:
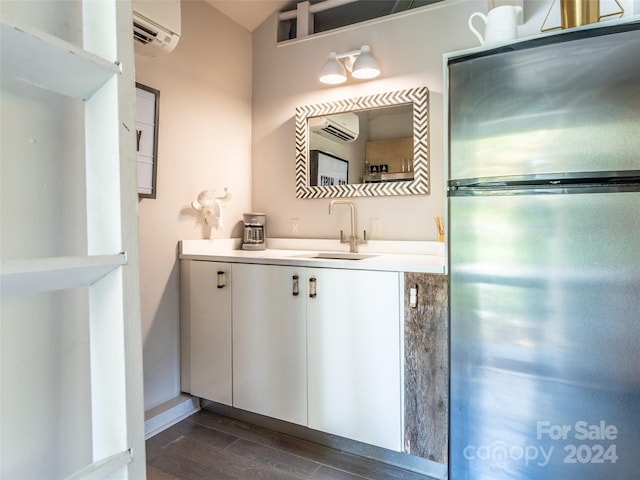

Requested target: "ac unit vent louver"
[
  {"left": 309, "top": 113, "right": 359, "bottom": 143},
  {"left": 132, "top": 0, "right": 181, "bottom": 58},
  {"left": 133, "top": 21, "right": 156, "bottom": 45},
  {"left": 320, "top": 124, "right": 356, "bottom": 142}
]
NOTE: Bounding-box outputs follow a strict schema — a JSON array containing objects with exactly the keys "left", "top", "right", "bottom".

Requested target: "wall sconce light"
[{"left": 319, "top": 45, "right": 381, "bottom": 85}]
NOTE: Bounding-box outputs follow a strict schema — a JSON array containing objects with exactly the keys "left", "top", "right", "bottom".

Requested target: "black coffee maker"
[{"left": 242, "top": 213, "right": 266, "bottom": 250}]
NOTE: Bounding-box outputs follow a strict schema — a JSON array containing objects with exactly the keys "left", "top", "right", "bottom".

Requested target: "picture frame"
[
  {"left": 135, "top": 82, "right": 160, "bottom": 199},
  {"left": 309, "top": 150, "right": 349, "bottom": 186}
]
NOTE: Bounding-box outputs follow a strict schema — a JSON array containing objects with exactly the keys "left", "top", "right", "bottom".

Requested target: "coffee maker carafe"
[{"left": 242, "top": 213, "right": 266, "bottom": 250}]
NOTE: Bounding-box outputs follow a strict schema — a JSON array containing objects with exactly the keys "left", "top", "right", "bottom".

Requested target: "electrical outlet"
[
  {"left": 370, "top": 217, "right": 381, "bottom": 239},
  {"left": 291, "top": 218, "right": 300, "bottom": 236}
]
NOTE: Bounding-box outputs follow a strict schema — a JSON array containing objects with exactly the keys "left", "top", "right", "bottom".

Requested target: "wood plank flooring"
[{"left": 146, "top": 410, "right": 438, "bottom": 480}]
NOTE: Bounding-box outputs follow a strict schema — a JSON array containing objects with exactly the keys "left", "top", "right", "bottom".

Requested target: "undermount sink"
[{"left": 296, "top": 252, "right": 378, "bottom": 261}]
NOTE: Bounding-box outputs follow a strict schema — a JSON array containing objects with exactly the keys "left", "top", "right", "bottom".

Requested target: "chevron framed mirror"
[{"left": 295, "top": 86, "right": 429, "bottom": 198}]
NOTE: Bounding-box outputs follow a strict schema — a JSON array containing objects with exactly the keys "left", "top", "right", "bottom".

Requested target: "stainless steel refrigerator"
[{"left": 447, "top": 22, "right": 640, "bottom": 479}]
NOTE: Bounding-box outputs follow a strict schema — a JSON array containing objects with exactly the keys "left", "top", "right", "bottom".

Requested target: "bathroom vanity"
[{"left": 178, "top": 239, "right": 448, "bottom": 473}]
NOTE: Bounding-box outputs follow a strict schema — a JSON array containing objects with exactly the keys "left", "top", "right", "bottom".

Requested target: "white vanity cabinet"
[
  {"left": 180, "top": 260, "right": 233, "bottom": 405},
  {"left": 232, "top": 263, "right": 308, "bottom": 425},
  {"left": 180, "top": 258, "right": 404, "bottom": 452},
  {"left": 306, "top": 267, "right": 403, "bottom": 452}
]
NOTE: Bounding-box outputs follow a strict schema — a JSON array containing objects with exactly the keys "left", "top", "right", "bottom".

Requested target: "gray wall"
[{"left": 135, "top": 1, "right": 253, "bottom": 411}]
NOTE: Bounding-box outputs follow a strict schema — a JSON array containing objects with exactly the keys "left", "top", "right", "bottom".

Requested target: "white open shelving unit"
[{"left": 1, "top": 1, "right": 145, "bottom": 478}]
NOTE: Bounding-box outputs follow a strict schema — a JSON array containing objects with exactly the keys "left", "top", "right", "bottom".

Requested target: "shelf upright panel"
[{"left": 82, "top": 0, "right": 146, "bottom": 478}]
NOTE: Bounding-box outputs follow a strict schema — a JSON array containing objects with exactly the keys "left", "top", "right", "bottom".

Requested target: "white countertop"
[{"left": 179, "top": 238, "right": 447, "bottom": 274}]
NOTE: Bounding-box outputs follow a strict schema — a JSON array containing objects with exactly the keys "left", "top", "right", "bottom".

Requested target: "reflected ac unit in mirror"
[{"left": 309, "top": 113, "right": 359, "bottom": 142}]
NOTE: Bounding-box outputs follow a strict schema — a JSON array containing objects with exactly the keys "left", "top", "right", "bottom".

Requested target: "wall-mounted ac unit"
[
  {"left": 133, "top": 0, "right": 181, "bottom": 58},
  {"left": 309, "top": 113, "right": 359, "bottom": 143}
]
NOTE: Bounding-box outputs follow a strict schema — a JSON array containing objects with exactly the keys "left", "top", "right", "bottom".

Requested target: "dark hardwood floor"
[{"left": 146, "top": 410, "right": 438, "bottom": 480}]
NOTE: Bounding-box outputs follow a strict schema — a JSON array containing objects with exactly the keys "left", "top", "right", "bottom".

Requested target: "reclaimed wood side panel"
[{"left": 404, "top": 273, "right": 448, "bottom": 464}]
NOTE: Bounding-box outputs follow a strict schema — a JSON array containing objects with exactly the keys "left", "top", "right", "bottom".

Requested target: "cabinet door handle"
[
  {"left": 309, "top": 277, "right": 317, "bottom": 298},
  {"left": 217, "top": 270, "right": 226, "bottom": 288},
  {"left": 292, "top": 275, "right": 299, "bottom": 296},
  {"left": 409, "top": 285, "right": 418, "bottom": 308}
]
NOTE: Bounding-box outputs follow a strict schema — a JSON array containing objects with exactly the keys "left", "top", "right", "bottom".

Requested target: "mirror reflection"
[
  {"left": 308, "top": 104, "right": 414, "bottom": 186},
  {"left": 295, "top": 86, "right": 429, "bottom": 199}
]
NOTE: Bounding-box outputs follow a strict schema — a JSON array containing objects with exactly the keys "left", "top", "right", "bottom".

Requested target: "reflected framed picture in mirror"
[
  {"left": 135, "top": 82, "right": 160, "bottom": 199},
  {"left": 310, "top": 150, "right": 349, "bottom": 186}
]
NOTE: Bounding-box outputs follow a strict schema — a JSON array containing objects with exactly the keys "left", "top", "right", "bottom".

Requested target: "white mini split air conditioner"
[
  {"left": 309, "top": 112, "right": 359, "bottom": 142},
  {"left": 133, "top": 0, "right": 181, "bottom": 58}
]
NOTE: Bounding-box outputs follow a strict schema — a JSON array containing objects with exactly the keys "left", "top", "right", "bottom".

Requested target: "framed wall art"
[{"left": 135, "top": 83, "right": 160, "bottom": 198}]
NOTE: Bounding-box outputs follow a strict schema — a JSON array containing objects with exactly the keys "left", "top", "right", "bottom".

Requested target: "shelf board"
[
  {"left": 1, "top": 253, "right": 127, "bottom": 297},
  {"left": 64, "top": 449, "right": 132, "bottom": 480},
  {"left": 1, "top": 18, "right": 121, "bottom": 100}
]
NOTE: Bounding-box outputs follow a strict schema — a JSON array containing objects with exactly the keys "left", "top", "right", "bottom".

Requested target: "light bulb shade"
[
  {"left": 319, "top": 52, "right": 347, "bottom": 85},
  {"left": 352, "top": 45, "right": 380, "bottom": 80}
]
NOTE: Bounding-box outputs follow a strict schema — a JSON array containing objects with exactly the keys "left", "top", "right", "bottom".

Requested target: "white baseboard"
[{"left": 144, "top": 394, "right": 200, "bottom": 439}]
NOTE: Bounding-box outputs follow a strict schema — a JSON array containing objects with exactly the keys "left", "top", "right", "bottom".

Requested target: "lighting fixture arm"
[{"left": 333, "top": 48, "right": 361, "bottom": 71}]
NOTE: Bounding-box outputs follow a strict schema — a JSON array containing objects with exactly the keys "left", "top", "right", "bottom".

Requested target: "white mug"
[{"left": 468, "top": 5, "right": 522, "bottom": 46}]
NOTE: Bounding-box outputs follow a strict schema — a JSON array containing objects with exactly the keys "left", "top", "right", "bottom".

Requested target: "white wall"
[
  {"left": 135, "top": 0, "right": 253, "bottom": 411},
  {"left": 251, "top": 0, "right": 638, "bottom": 240},
  {"left": 252, "top": 0, "right": 484, "bottom": 241}
]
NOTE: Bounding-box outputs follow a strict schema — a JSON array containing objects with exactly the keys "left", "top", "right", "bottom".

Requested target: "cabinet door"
[
  {"left": 232, "top": 263, "right": 307, "bottom": 425},
  {"left": 307, "top": 268, "right": 402, "bottom": 451},
  {"left": 180, "top": 261, "right": 232, "bottom": 405}
]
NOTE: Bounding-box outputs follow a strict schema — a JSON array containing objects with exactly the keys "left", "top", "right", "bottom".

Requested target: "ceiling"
[
  {"left": 205, "top": 0, "right": 290, "bottom": 32},
  {"left": 205, "top": 0, "right": 444, "bottom": 34}
]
